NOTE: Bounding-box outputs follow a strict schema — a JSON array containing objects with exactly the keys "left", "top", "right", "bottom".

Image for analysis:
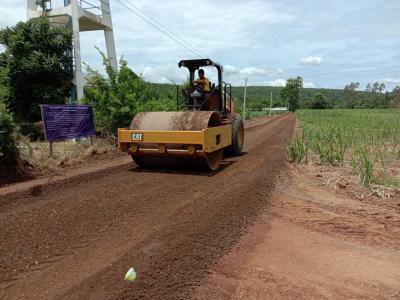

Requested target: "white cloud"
[
  {"left": 138, "top": 63, "right": 285, "bottom": 86},
  {"left": 265, "top": 79, "right": 286, "bottom": 87},
  {"left": 222, "top": 65, "right": 284, "bottom": 85},
  {"left": 140, "top": 64, "right": 187, "bottom": 84},
  {"left": 105, "top": 0, "right": 295, "bottom": 61},
  {"left": 224, "top": 65, "right": 283, "bottom": 77},
  {"left": 1, "top": 1, "right": 398, "bottom": 89},
  {"left": 378, "top": 78, "right": 400, "bottom": 84},
  {"left": 300, "top": 56, "right": 322, "bottom": 66},
  {"left": 304, "top": 81, "right": 315, "bottom": 88}
]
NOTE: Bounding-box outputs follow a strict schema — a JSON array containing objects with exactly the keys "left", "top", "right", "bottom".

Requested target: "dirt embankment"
[
  {"left": 195, "top": 163, "right": 400, "bottom": 299},
  {"left": 0, "top": 114, "right": 294, "bottom": 299}
]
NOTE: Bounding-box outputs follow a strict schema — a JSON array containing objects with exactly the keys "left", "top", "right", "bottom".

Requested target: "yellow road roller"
[{"left": 118, "top": 59, "right": 244, "bottom": 170}]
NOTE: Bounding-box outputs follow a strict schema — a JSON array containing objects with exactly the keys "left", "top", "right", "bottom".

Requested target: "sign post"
[
  {"left": 40, "top": 105, "right": 96, "bottom": 157},
  {"left": 48, "top": 141, "right": 54, "bottom": 158}
]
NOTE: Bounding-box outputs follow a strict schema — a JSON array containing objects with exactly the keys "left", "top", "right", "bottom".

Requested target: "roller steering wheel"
[{"left": 191, "top": 81, "right": 205, "bottom": 93}]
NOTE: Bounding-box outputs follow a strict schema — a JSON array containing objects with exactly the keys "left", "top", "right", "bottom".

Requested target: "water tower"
[{"left": 27, "top": 0, "right": 118, "bottom": 101}]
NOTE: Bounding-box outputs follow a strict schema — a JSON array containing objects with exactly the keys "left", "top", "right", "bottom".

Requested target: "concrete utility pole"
[
  {"left": 269, "top": 90, "right": 273, "bottom": 115},
  {"left": 27, "top": 0, "right": 118, "bottom": 101},
  {"left": 243, "top": 77, "right": 248, "bottom": 120}
]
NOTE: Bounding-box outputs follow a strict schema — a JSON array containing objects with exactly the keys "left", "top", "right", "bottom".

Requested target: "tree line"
[
  {"left": 228, "top": 79, "right": 399, "bottom": 112},
  {"left": 154, "top": 79, "right": 400, "bottom": 113},
  {"left": 0, "top": 17, "right": 175, "bottom": 180}
]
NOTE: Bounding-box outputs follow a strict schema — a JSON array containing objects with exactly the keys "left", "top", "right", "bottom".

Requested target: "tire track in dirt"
[{"left": 0, "top": 113, "right": 295, "bottom": 299}]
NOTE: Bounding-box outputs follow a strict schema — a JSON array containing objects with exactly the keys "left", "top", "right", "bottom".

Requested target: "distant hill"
[{"left": 149, "top": 83, "right": 371, "bottom": 109}]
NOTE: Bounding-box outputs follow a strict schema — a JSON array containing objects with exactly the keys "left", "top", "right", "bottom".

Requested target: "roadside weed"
[{"left": 287, "top": 136, "right": 308, "bottom": 163}]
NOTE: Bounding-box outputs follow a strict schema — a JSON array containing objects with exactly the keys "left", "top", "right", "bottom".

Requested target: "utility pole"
[
  {"left": 243, "top": 77, "right": 248, "bottom": 120},
  {"left": 269, "top": 90, "right": 273, "bottom": 115}
]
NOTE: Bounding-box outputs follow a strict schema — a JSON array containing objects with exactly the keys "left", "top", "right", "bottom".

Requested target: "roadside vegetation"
[
  {"left": 288, "top": 109, "right": 400, "bottom": 191},
  {"left": 83, "top": 50, "right": 176, "bottom": 136},
  {"left": 0, "top": 17, "right": 73, "bottom": 124},
  {"left": 0, "top": 103, "right": 24, "bottom": 182},
  {"left": 1, "top": 18, "right": 400, "bottom": 184}
]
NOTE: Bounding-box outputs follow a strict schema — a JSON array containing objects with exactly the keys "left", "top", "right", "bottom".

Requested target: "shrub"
[
  {"left": 83, "top": 51, "right": 175, "bottom": 136},
  {"left": 287, "top": 136, "right": 308, "bottom": 163},
  {"left": 0, "top": 102, "right": 19, "bottom": 180},
  {"left": 351, "top": 146, "right": 374, "bottom": 187},
  {"left": 311, "top": 94, "right": 332, "bottom": 109}
]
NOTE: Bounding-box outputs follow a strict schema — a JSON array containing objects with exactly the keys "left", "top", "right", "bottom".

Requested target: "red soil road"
[
  {"left": 0, "top": 114, "right": 295, "bottom": 299},
  {"left": 194, "top": 165, "right": 400, "bottom": 299}
]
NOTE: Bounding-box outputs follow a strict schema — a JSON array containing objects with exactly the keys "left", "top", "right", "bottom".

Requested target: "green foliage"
[
  {"left": 307, "top": 127, "right": 347, "bottom": 165},
  {"left": 311, "top": 94, "right": 332, "bottom": 109},
  {"left": 155, "top": 83, "right": 392, "bottom": 110},
  {"left": 0, "top": 66, "right": 7, "bottom": 103},
  {"left": 344, "top": 82, "right": 360, "bottom": 108},
  {"left": 391, "top": 86, "right": 400, "bottom": 108},
  {"left": 281, "top": 76, "right": 303, "bottom": 112},
  {"left": 0, "top": 17, "right": 73, "bottom": 123},
  {"left": 351, "top": 146, "right": 374, "bottom": 187},
  {"left": 83, "top": 51, "right": 176, "bottom": 135},
  {"left": 0, "top": 102, "right": 19, "bottom": 178},
  {"left": 287, "top": 136, "right": 308, "bottom": 163},
  {"left": 292, "top": 109, "right": 400, "bottom": 188},
  {"left": 361, "top": 82, "right": 390, "bottom": 108},
  {"left": 152, "top": 83, "right": 400, "bottom": 111}
]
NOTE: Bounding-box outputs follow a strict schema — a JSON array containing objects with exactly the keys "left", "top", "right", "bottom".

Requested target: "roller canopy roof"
[{"left": 178, "top": 59, "right": 223, "bottom": 72}]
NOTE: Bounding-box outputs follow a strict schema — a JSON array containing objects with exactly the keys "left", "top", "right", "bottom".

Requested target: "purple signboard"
[{"left": 40, "top": 105, "right": 96, "bottom": 142}]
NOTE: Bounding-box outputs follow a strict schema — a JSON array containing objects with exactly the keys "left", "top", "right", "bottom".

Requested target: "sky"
[{"left": 1, "top": 0, "right": 399, "bottom": 90}]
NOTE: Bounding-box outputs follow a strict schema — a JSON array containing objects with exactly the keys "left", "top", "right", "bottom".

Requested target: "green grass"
[{"left": 290, "top": 109, "right": 400, "bottom": 188}]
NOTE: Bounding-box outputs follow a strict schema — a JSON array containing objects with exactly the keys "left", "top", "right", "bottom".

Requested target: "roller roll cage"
[{"left": 178, "top": 59, "right": 232, "bottom": 115}]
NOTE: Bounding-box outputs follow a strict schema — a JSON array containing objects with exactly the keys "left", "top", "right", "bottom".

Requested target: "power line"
[
  {"left": 121, "top": 0, "right": 204, "bottom": 57},
  {"left": 115, "top": 0, "right": 202, "bottom": 57},
  {"left": 113, "top": 0, "right": 203, "bottom": 57}
]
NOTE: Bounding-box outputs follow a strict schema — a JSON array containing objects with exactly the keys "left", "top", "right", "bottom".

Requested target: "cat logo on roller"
[{"left": 131, "top": 133, "right": 143, "bottom": 141}]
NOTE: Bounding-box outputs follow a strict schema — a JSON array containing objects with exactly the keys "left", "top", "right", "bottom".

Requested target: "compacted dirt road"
[
  {"left": 195, "top": 164, "right": 400, "bottom": 299},
  {"left": 0, "top": 114, "right": 296, "bottom": 299},
  {"left": 2, "top": 113, "right": 400, "bottom": 299}
]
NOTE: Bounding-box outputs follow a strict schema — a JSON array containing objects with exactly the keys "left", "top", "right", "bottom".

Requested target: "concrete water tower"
[{"left": 27, "top": 0, "right": 118, "bottom": 101}]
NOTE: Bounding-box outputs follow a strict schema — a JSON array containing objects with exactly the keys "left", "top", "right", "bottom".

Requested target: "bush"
[
  {"left": 287, "top": 136, "right": 308, "bottom": 163},
  {"left": 311, "top": 94, "right": 332, "bottom": 109},
  {"left": 0, "top": 102, "right": 20, "bottom": 180},
  {"left": 18, "top": 122, "right": 45, "bottom": 141},
  {"left": 351, "top": 146, "right": 374, "bottom": 187},
  {"left": 83, "top": 51, "right": 175, "bottom": 135}
]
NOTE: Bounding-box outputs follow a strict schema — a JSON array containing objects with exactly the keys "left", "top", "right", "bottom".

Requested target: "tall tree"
[
  {"left": 344, "top": 82, "right": 360, "bottom": 108},
  {"left": 363, "top": 82, "right": 389, "bottom": 108},
  {"left": 281, "top": 76, "right": 303, "bottom": 112},
  {"left": 311, "top": 93, "right": 331, "bottom": 109},
  {"left": 0, "top": 17, "right": 73, "bottom": 123}
]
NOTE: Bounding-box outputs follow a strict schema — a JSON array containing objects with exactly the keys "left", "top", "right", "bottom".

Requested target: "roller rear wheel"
[{"left": 225, "top": 113, "right": 244, "bottom": 156}]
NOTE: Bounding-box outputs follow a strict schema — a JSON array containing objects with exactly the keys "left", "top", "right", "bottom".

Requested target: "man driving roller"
[{"left": 192, "top": 69, "right": 210, "bottom": 92}]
